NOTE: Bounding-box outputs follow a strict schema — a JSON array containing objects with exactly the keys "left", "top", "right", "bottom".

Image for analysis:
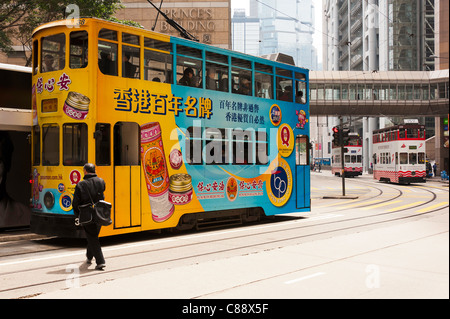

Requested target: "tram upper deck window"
[
  {"left": 177, "top": 44, "right": 203, "bottom": 87},
  {"left": 99, "top": 29, "right": 117, "bottom": 41},
  {"left": 144, "top": 38, "right": 172, "bottom": 52},
  {"left": 122, "top": 33, "right": 140, "bottom": 79},
  {"left": 295, "top": 72, "right": 307, "bottom": 104},
  {"left": 177, "top": 45, "right": 202, "bottom": 59},
  {"left": 231, "top": 57, "right": 252, "bottom": 96},
  {"left": 144, "top": 49, "right": 173, "bottom": 83},
  {"left": 33, "top": 40, "right": 38, "bottom": 75},
  {"left": 205, "top": 52, "right": 229, "bottom": 92},
  {"left": 205, "top": 63, "right": 228, "bottom": 91},
  {"left": 144, "top": 37, "right": 173, "bottom": 83},
  {"left": 406, "top": 128, "right": 419, "bottom": 138},
  {"left": 419, "top": 128, "right": 426, "bottom": 138},
  {"left": 255, "top": 63, "right": 273, "bottom": 99},
  {"left": 98, "top": 29, "right": 118, "bottom": 76},
  {"left": 276, "top": 68, "right": 293, "bottom": 102},
  {"left": 70, "top": 31, "right": 88, "bottom": 69},
  {"left": 41, "top": 33, "right": 65, "bottom": 73}
]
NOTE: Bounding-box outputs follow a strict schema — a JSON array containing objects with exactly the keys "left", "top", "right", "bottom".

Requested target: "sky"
[{"left": 230, "top": 0, "right": 323, "bottom": 63}]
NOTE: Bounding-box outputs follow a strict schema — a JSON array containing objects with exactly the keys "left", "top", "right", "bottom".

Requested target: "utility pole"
[
  {"left": 325, "top": 118, "right": 357, "bottom": 200},
  {"left": 339, "top": 116, "right": 346, "bottom": 196}
]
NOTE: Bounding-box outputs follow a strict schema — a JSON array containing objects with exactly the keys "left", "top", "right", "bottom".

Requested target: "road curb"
[
  {"left": 322, "top": 195, "right": 359, "bottom": 199},
  {"left": 0, "top": 231, "right": 48, "bottom": 243}
]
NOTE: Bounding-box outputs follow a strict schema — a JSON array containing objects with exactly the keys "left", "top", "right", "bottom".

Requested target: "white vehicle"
[
  {"left": 331, "top": 133, "right": 363, "bottom": 177},
  {"left": 372, "top": 121, "right": 426, "bottom": 184}
]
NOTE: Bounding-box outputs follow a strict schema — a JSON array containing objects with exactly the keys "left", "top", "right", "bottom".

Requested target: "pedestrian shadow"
[{"left": 47, "top": 261, "right": 95, "bottom": 275}]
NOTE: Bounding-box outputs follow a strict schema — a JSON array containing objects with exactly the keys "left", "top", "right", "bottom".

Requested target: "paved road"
[{"left": 0, "top": 173, "right": 447, "bottom": 300}]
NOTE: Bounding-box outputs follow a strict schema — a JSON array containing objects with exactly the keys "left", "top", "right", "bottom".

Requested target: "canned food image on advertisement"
[
  {"left": 63, "top": 91, "right": 90, "bottom": 120},
  {"left": 168, "top": 173, "right": 193, "bottom": 205},
  {"left": 140, "top": 122, "right": 174, "bottom": 222}
]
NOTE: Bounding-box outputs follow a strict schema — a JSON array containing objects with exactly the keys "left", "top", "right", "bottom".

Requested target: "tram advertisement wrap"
[
  {"left": 30, "top": 19, "right": 310, "bottom": 237},
  {"left": 31, "top": 76, "right": 309, "bottom": 229}
]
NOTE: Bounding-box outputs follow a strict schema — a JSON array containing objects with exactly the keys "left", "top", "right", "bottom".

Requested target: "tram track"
[
  {"left": 2, "top": 205, "right": 446, "bottom": 298},
  {"left": 0, "top": 179, "right": 447, "bottom": 298},
  {"left": 318, "top": 178, "right": 440, "bottom": 214}
]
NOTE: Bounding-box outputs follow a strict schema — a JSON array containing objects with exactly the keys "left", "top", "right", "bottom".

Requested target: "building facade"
[
  {"left": 322, "top": 0, "right": 448, "bottom": 174},
  {"left": 324, "top": 0, "right": 440, "bottom": 72},
  {"left": 256, "top": 0, "right": 318, "bottom": 70},
  {"left": 231, "top": 9, "right": 260, "bottom": 56},
  {"left": 115, "top": 0, "right": 232, "bottom": 49},
  {"left": 231, "top": 0, "right": 318, "bottom": 71}
]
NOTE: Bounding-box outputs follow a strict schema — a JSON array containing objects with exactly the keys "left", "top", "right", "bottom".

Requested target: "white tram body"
[
  {"left": 331, "top": 133, "right": 363, "bottom": 177},
  {"left": 373, "top": 122, "right": 426, "bottom": 184}
]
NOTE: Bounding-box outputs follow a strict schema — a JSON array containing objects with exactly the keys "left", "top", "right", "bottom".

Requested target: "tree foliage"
[{"left": 0, "top": 0, "right": 142, "bottom": 65}]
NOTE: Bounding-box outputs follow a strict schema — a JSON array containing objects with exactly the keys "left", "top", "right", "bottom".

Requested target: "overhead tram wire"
[{"left": 146, "top": 0, "right": 199, "bottom": 42}]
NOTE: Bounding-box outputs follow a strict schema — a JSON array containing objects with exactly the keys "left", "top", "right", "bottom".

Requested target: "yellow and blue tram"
[{"left": 30, "top": 18, "right": 311, "bottom": 237}]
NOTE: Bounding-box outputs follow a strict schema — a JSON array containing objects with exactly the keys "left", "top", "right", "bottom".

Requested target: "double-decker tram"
[
  {"left": 30, "top": 18, "right": 311, "bottom": 237},
  {"left": 372, "top": 120, "right": 426, "bottom": 184},
  {"left": 331, "top": 133, "right": 362, "bottom": 177}
]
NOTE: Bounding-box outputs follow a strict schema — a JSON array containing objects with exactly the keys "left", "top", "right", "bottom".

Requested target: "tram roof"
[{"left": 32, "top": 17, "right": 309, "bottom": 74}]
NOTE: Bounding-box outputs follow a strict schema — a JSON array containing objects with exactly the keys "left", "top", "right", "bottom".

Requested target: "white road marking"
[{"left": 284, "top": 272, "right": 326, "bottom": 285}]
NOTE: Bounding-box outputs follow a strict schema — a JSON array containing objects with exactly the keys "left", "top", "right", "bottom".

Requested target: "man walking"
[{"left": 73, "top": 163, "right": 106, "bottom": 270}]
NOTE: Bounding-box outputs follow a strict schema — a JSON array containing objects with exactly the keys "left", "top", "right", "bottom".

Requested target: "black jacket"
[{"left": 72, "top": 174, "right": 106, "bottom": 218}]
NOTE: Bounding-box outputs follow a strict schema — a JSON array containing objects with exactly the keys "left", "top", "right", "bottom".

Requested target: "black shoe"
[
  {"left": 95, "top": 264, "right": 106, "bottom": 270},
  {"left": 86, "top": 258, "right": 92, "bottom": 265}
]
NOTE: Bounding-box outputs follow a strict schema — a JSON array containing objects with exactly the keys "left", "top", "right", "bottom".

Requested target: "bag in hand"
[
  {"left": 78, "top": 202, "right": 94, "bottom": 225},
  {"left": 93, "top": 200, "right": 112, "bottom": 226},
  {"left": 78, "top": 200, "right": 112, "bottom": 226}
]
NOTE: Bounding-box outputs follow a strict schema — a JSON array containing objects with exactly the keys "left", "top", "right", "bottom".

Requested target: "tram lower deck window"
[
  {"left": 95, "top": 123, "right": 111, "bottom": 166},
  {"left": 33, "top": 125, "right": 40, "bottom": 166},
  {"left": 42, "top": 124, "right": 59, "bottom": 166},
  {"left": 399, "top": 153, "right": 408, "bottom": 164},
  {"left": 63, "top": 123, "right": 87, "bottom": 166}
]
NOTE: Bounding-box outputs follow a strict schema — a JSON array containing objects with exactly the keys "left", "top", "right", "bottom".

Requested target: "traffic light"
[
  {"left": 332, "top": 126, "right": 340, "bottom": 147},
  {"left": 342, "top": 128, "right": 350, "bottom": 146}
]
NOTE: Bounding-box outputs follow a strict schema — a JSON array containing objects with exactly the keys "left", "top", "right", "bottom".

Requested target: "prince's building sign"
[{"left": 117, "top": 0, "right": 231, "bottom": 48}]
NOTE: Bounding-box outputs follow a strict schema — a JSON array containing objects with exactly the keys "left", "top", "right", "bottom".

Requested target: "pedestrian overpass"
[{"left": 309, "top": 70, "right": 449, "bottom": 116}]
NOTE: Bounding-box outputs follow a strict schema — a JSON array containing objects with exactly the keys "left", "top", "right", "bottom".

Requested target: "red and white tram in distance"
[
  {"left": 372, "top": 121, "right": 426, "bottom": 184},
  {"left": 331, "top": 133, "right": 363, "bottom": 177}
]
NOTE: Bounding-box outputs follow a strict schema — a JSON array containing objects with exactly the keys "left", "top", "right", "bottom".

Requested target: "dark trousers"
[{"left": 83, "top": 223, "right": 105, "bottom": 265}]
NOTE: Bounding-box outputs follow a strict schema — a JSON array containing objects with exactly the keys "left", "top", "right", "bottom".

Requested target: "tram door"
[
  {"left": 113, "top": 122, "right": 142, "bottom": 228},
  {"left": 295, "top": 135, "right": 311, "bottom": 209}
]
